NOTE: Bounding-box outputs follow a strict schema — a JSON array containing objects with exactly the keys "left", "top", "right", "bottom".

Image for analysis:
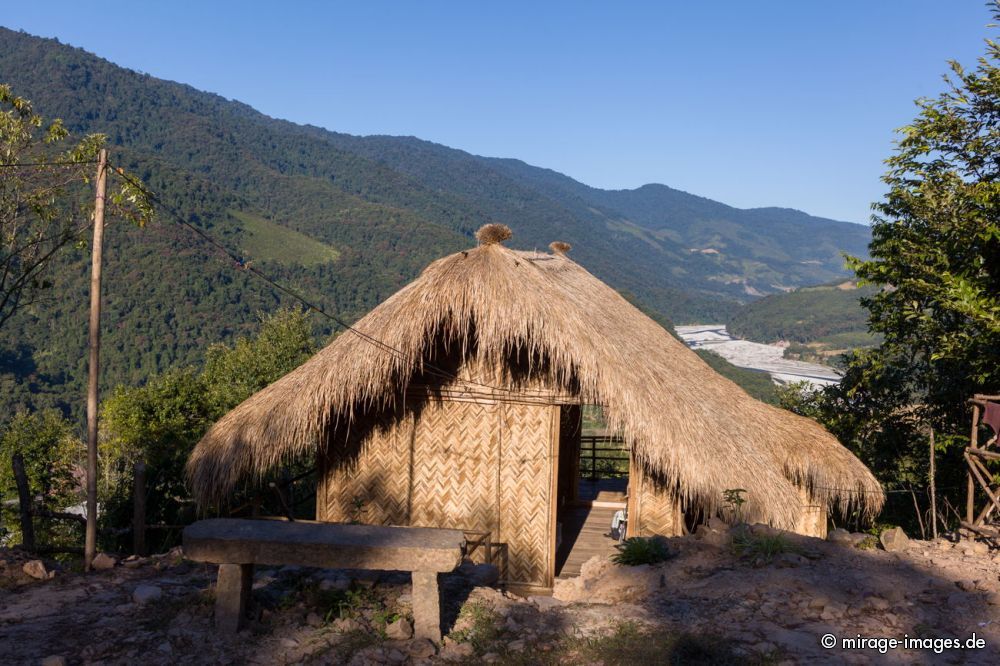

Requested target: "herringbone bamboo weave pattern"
[
  {"left": 634, "top": 464, "right": 684, "bottom": 537},
  {"left": 318, "top": 397, "right": 556, "bottom": 587}
]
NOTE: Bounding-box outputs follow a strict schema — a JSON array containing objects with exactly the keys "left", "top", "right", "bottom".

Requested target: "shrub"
[{"left": 612, "top": 537, "right": 673, "bottom": 566}]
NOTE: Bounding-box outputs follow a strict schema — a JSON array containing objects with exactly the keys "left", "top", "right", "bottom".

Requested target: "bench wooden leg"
[
  {"left": 411, "top": 570, "right": 441, "bottom": 643},
  {"left": 215, "top": 563, "right": 254, "bottom": 634}
]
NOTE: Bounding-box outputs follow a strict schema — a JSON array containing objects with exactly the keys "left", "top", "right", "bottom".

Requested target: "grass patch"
[
  {"left": 731, "top": 530, "right": 800, "bottom": 564},
  {"left": 612, "top": 537, "right": 674, "bottom": 566},
  {"left": 448, "top": 600, "right": 501, "bottom": 652},
  {"left": 231, "top": 209, "right": 339, "bottom": 266}
]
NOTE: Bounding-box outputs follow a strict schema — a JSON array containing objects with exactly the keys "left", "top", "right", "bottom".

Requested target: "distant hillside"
[
  {"left": 727, "top": 281, "right": 879, "bottom": 364},
  {"left": 0, "top": 27, "right": 869, "bottom": 421}
]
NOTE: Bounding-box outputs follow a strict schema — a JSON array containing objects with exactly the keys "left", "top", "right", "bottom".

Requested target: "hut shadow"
[{"left": 543, "top": 532, "right": 1000, "bottom": 661}]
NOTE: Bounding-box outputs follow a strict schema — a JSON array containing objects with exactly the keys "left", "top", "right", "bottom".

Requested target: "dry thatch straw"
[{"left": 187, "top": 226, "right": 883, "bottom": 527}]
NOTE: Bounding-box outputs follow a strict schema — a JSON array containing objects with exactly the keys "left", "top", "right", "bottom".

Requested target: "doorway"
[{"left": 554, "top": 405, "right": 629, "bottom": 578}]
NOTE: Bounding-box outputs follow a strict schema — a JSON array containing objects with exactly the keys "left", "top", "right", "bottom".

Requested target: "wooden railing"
[
  {"left": 579, "top": 435, "right": 629, "bottom": 480},
  {"left": 463, "top": 529, "right": 509, "bottom": 582}
]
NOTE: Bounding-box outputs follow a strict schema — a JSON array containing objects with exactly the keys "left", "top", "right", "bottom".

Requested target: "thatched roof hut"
[{"left": 188, "top": 224, "right": 882, "bottom": 586}]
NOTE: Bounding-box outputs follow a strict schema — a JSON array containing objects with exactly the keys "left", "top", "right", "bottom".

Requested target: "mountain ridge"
[{"left": 0, "top": 26, "right": 870, "bottom": 422}]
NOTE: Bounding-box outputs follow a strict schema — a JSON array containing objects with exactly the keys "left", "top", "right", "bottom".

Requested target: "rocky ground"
[{"left": 2, "top": 524, "right": 1000, "bottom": 665}]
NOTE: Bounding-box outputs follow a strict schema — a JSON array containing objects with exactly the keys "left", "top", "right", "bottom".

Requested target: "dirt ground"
[{"left": 2, "top": 526, "right": 1000, "bottom": 665}]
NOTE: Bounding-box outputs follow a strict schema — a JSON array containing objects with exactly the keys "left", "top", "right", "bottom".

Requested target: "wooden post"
[
  {"left": 84, "top": 148, "right": 108, "bottom": 571},
  {"left": 12, "top": 453, "right": 35, "bottom": 551},
  {"left": 929, "top": 427, "right": 937, "bottom": 539},
  {"left": 133, "top": 461, "right": 146, "bottom": 557},
  {"left": 967, "top": 404, "right": 980, "bottom": 526}
]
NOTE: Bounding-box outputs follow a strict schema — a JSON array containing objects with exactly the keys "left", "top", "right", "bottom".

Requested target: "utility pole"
[{"left": 84, "top": 148, "right": 108, "bottom": 571}]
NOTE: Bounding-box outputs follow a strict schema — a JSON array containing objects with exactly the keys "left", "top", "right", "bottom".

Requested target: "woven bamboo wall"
[
  {"left": 409, "top": 400, "right": 500, "bottom": 533},
  {"left": 496, "top": 403, "right": 558, "bottom": 586},
  {"left": 317, "top": 409, "right": 413, "bottom": 526},
  {"left": 317, "top": 396, "right": 559, "bottom": 587},
  {"left": 630, "top": 461, "right": 684, "bottom": 537}
]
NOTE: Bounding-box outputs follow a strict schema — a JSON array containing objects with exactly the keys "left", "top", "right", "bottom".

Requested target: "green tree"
[
  {"left": 803, "top": 5, "right": 1000, "bottom": 530},
  {"left": 0, "top": 409, "right": 83, "bottom": 546},
  {"left": 0, "top": 84, "right": 152, "bottom": 330},
  {"left": 98, "top": 308, "right": 316, "bottom": 548}
]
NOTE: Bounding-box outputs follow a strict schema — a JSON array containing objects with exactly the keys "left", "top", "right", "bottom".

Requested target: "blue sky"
[{"left": 2, "top": 1, "right": 992, "bottom": 223}]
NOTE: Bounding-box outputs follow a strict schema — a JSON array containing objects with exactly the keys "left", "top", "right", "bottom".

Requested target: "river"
[{"left": 675, "top": 324, "right": 841, "bottom": 390}]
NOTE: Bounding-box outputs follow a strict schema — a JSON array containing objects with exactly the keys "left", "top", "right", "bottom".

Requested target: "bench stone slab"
[
  {"left": 182, "top": 518, "right": 466, "bottom": 642},
  {"left": 184, "top": 518, "right": 465, "bottom": 572}
]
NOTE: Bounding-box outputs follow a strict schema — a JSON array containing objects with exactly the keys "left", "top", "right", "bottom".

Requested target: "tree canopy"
[{"left": 788, "top": 4, "right": 1000, "bottom": 531}]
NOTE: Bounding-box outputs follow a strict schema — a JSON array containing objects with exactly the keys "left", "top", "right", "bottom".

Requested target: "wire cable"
[
  {"left": 0, "top": 159, "right": 99, "bottom": 168},
  {"left": 109, "top": 164, "right": 523, "bottom": 396}
]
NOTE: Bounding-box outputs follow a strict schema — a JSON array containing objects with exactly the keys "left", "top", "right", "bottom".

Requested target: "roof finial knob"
[
  {"left": 549, "top": 241, "right": 572, "bottom": 255},
  {"left": 476, "top": 223, "right": 513, "bottom": 245}
]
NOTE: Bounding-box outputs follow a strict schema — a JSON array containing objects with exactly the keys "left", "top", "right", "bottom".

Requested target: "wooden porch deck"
[{"left": 555, "top": 503, "right": 623, "bottom": 578}]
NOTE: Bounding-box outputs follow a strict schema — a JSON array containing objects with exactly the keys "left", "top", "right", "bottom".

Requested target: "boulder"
[
  {"left": 92, "top": 553, "right": 117, "bottom": 570},
  {"left": 22, "top": 560, "right": 50, "bottom": 580},
  {"left": 439, "top": 642, "right": 475, "bottom": 662},
  {"left": 827, "top": 528, "right": 853, "bottom": 545},
  {"left": 879, "top": 527, "right": 909, "bottom": 552},
  {"left": 132, "top": 584, "right": 163, "bottom": 604},
  {"left": 385, "top": 617, "right": 413, "bottom": 640},
  {"left": 305, "top": 611, "right": 324, "bottom": 628},
  {"left": 40, "top": 657, "right": 67, "bottom": 666},
  {"left": 407, "top": 639, "right": 437, "bottom": 659}
]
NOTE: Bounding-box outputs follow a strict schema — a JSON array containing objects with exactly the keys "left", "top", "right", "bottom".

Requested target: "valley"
[{"left": 676, "top": 324, "right": 842, "bottom": 389}]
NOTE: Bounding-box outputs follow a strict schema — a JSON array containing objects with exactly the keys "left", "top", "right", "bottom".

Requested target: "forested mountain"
[
  {"left": 727, "top": 281, "right": 879, "bottom": 365},
  {"left": 0, "top": 27, "right": 870, "bottom": 422}
]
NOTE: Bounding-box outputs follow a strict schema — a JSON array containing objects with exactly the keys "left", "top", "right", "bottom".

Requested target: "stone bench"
[{"left": 182, "top": 518, "right": 465, "bottom": 641}]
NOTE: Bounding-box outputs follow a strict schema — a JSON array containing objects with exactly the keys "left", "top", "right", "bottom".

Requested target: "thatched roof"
[{"left": 187, "top": 225, "right": 883, "bottom": 527}]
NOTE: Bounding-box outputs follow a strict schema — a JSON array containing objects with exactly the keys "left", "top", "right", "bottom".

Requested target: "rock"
[
  {"left": 880, "top": 527, "right": 909, "bottom": 552},
  {"left": 828, "top": 528, "right": 853, "bottom": 545},
  {"left": 156, "top": 642, "right": 172, "bottom": 654},
  {"left": 22, "top": 560, "right": 50, "bottom": 580},
  {"left": 407, "top": 639, "right": 437, "bottom": 659},
  {"left": 439, "top": 642, "right": 475, "bottom": 661},
  {"left": 41, "top": 657, "right": 67, "bottom": 666},
  {"left": 482, "top": 653, "right": 501, "bottom": 663},
  {"left": 530, "top": 595, "right": 566, "bottom": 611},
  {"left": 306, "top": 611, "right": 324, "bottom": 627},
  {"left": 280, "top": 637, "right": 299, "bottom": 648},
  {"left": 385, "top": 617, "right": 413, "bottom": 640},
  {"left": 332, "top": 617, "right": 364, "bottom": 633},
  {"left": 866, "top": 596, "right": 891, "bottom": 611},
  {"left": 849, "top": 533, "right": 872, "bottom": 547},
  {"left": 508, "top": 640, "right": 526, "bottom": 652},
  {"left": 132, "top": 584, "right": 163, "bottom": 604},
  {"left": 387, "top": 648, "right": 407, "bottom": 663},
  {"left": 92, "top": 553, "right": 117, "bottom": 570},
  {"left": 957, "top": 579, "right": 979, "bottom": 592}
]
